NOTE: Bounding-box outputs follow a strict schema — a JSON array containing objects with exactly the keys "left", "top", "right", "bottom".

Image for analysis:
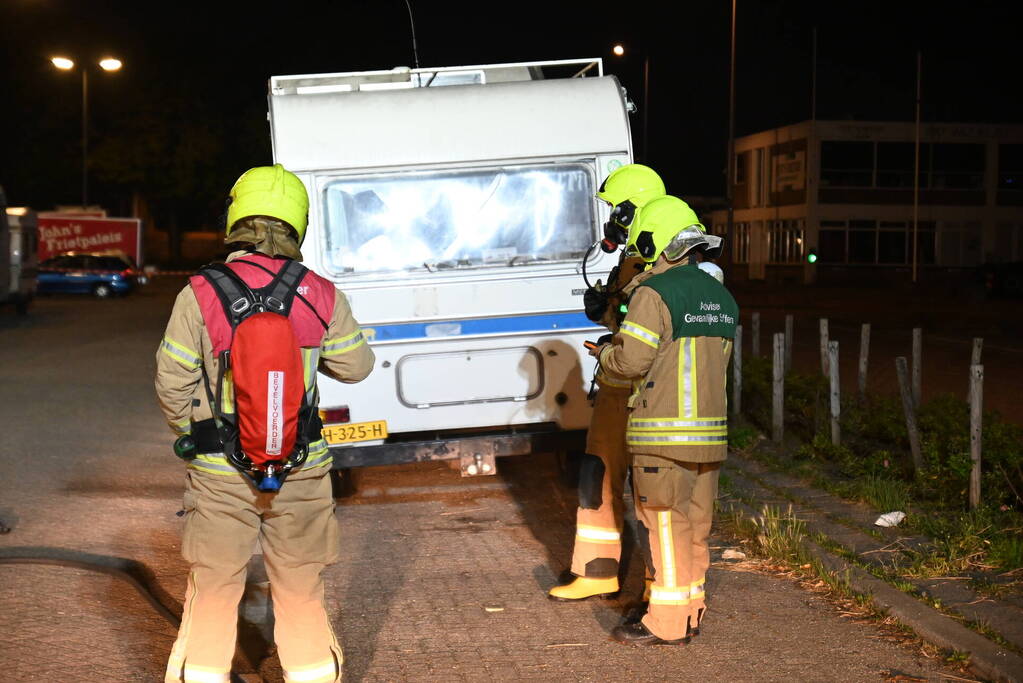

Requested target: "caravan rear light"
[{"left": 320, "top": 406, "right": 351, "bottom": 424}]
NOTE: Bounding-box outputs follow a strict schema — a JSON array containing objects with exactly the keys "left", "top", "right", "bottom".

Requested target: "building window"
[
  {"left": 767, "top": 219, "right": 804, "bottom": 264},
  {"left": 929, "top": 143, "right": 985, "bottom": 189},
  {"left": 876, "top": 143, "right": 916, "bottom": 188},
  {"left": 819, "top": 220, "right": 847, "bottom": 263},
  {"left": 821, "top": 141, "right": 873, "bottom": 187},
  {"left": 848, "top": 219, "right": 877, "bottom": 264},
  {"left": 994, "top": 223, "right": 1021, "bottom": 262},
  {"left": 998, "top": 144, "right": 1023, "bottom": 190},
  {"left": 822, "top": 140, "right": 986, "bottom": 190},
  {"left": 733, "top": 222, "right": 750, "bottom": 264},
  {"left": 878, "top": 221, "right": 908, "bottom": 264}
]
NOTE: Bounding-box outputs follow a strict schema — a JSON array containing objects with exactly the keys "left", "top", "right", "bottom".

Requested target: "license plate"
[{"left": 321, "top": 420, "right": 388, "bottom": 445}]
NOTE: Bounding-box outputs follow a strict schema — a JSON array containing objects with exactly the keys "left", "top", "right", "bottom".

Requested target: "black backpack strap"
[
  {"left": 260, "top": 259, "right": 307, "bottom": 316},
  {"left": 199, "top": 263, "right": 258, "bottom": 329},
  {"left": 233, "top": 258, "right": 330, "bottom": 331}
]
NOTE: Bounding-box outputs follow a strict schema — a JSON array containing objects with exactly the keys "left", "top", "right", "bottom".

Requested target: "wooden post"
[
  {"left": 829, "top": 340, "right": 841, "bottom": 446},
  {"left": 773, "top": 333, "right": 785, "bottom": 443},
  {"left": 971, "top": 337, "right": 983, "bottom": 366},
  {"left": 784, "top": 314, "right": 794, "bottom": 373},
  {"left": 912, "top": 327, "right": 922, "bottom": 408},
  {"left": 819, "top": 318, "right": 829, "bottom": 376},
  {"left": 752, "top": 312, "right": 761, "bottom": 357},
  {"left": 896, "top": 356, "right": 924, "bottom": 474},
  {"left": 736, "top": 325, "right": 744, "bottom": 417},
  {"left": 969, "top": 364, "right": 984, "bottom": 510},
  {"left": 858, "top": 323, "right": 870, "bottom": 399},
  {"left": 969, "top": 338, "right": 983, "bottom": 404}
]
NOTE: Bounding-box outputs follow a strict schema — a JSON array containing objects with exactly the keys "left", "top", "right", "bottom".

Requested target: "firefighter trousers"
[
  {"left": 569, "top": 384, "right": 632, "bottom": 579},
  {"left": 631, "top": 454, "right": 721, "bottom": 641},
  {"left": 165, "top": 465, "right": 343, "bottom": 683}
]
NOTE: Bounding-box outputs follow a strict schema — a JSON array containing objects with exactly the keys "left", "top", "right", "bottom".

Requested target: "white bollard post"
[
  {"left": 773, "top": 333, "right": 785, "bottom": 443},
  {"left": 752, "top": 312, "right": 761, "bottom": 357},
  {"left": 732, "top": 325, "right": 743, "bottom": 416},
  {"left": 784, "top": 314, "right": 794, "bottom": 373},
  {"left": 829, "top": 340, "right": 841, "bottom": 446},
  {"left": 912, "top": 327, "right": 922, "bottom": 408},
  {"left": 858, "top": 323, "right": 870, "bottom": 400},
  {"left": 896, "top": 356, "right": 924, "bottom": 474},
  {"left": 819, "top": 318, "right": 829, "bottom": 377},
  {"left": 969, "top": 364, "right": 984, "bottom": 510}
]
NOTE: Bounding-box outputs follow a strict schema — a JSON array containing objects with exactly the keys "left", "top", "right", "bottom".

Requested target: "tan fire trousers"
[
  {"left": 165, "top": 464, "right": 342, "bottom": 683},
  {"left": 631, "top": 454, "right": 721, "bottom": 641},
  {"left": 569, "top": 384, "right": 632, "bottom": 578}
]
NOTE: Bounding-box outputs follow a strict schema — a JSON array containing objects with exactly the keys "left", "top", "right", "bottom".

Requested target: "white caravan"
[{"left": 267, "top": 59, "right": 633, "bottom": 475}]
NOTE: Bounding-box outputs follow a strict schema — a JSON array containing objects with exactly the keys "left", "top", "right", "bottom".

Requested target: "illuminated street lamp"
[
  {"left": 50, "top": 55, "right": 123, "bottom": 207},
  {"left": 611, "top": 43, "right": 649, "bottom": 162}
]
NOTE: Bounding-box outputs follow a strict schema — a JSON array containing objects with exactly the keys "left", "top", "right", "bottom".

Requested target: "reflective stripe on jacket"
[{"left": 598, "top": 261, "right": 736, "bottom": 463}]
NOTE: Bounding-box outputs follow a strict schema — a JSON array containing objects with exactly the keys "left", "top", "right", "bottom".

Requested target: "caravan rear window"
[{"left": 321, "top": 163, "right": 595, "bottom": 276}]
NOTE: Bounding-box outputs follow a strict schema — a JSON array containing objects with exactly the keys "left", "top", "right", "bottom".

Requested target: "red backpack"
[{"left": 198, "top": 259, "right": 327, "bottom": 491}]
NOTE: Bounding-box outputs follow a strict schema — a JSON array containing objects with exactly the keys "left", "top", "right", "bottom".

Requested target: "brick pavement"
[{"left": 0, "top": 282, "right": 969, "bottom": 681}]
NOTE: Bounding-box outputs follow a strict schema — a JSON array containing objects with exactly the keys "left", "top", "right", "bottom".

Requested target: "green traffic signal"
[{"left": 807, "top": 249, "right": 818, "bottom": 264}]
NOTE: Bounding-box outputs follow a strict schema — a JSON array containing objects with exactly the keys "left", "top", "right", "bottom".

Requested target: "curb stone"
[{"left": 723, "top": 498, "right": 1023, "bottom": 682}]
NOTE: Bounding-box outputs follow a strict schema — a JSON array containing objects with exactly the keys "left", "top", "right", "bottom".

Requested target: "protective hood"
[{"left": 224, "top": 216, "right": 303, "bottom": 261}]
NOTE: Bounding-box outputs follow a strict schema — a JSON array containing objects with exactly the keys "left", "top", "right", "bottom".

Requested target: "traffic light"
[{"left": 806, "top": 248, "right": 818, "bottom": 264}]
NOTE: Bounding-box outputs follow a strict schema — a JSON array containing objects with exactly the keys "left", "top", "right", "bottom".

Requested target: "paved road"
[{"left": 0, "top": 278, "right": 963, "bottom": 681}]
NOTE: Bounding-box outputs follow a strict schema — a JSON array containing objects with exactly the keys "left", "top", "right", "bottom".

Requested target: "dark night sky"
[{"left": 1, "top": 0, "right": 1021, "bottom": 221}]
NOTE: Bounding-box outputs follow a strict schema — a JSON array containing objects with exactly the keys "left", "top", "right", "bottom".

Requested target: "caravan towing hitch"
[{"left": 460, "top": 451, "right": 497, "bottom": 477}]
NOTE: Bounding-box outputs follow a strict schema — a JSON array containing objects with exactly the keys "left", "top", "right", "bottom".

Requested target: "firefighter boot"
[
  {"left": 548, "top": 575, "right": 619, "bottom": 601},
  {"left": 610, "top": 620, "right": 690, "bottom": 646}
]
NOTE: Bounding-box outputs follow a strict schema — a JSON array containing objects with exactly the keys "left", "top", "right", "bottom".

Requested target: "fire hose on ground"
[{"left": 0, "top": 545, "right": 264, "bottom": 682}]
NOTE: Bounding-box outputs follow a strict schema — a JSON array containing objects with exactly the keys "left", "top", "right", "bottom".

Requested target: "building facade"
[{"left": 710, "top": 120, "right": 1023, "bottom": 284}]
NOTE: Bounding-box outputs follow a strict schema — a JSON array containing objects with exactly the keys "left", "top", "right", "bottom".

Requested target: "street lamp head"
[
  {"left": 612, "top": 44, "right": 625, "bottom": 57},
  {"left": 99, "top": 58, "right": 122, "bottom": 72},
  {"left": 51, "top": 56, "right": 75, "bottom": 70}
]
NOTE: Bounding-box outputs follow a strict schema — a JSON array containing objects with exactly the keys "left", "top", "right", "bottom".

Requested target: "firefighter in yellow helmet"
[
  {"left": 592, "top": 195, "right": 737, "bottom": 645},
  {"left": 548, "top": 164, "right": 665, "bottom": 601},
  {"left": 156, "top": 164, "right": 375, "bottom": 682}
]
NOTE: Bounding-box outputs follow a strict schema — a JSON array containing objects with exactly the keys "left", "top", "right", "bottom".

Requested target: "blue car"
[{"left": 37, "top": 253, "right": 139, "bottom": 298}]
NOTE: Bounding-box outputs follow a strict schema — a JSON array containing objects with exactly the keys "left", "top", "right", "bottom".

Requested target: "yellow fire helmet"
[
  {"left": 226, "top": 164, "right": 309, "bottom": 243},
  {"left": 596, "top": 164, "right": 666, "bottom": 251},
  {"left": 625, "top": 195, "right": 720, "bottom": 263}
]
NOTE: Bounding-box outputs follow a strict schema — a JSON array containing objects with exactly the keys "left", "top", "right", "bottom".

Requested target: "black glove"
[
  {"left": 583, "top": 286, "right": 609, "bottom": 323},
  {"left": 597, "top": 333, "right": 613, "bottom": 345}
]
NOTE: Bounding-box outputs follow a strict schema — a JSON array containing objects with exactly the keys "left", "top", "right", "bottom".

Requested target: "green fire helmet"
[
  {"left": 625, "top": 195, "right": 719, "bottom": 263},
  {"left": 596, "top": 163, "right": 666, "bottom": 208},
  {"left": 226, "top": 164, "right": 309, "bottom": 243}
]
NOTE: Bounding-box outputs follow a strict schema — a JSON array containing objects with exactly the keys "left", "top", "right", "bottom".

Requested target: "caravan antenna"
[{"left": 403, "top": 0, "right": 421, "bottom": 70}]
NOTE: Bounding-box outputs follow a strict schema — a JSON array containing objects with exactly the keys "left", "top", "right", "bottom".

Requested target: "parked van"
[
  {"left": 267, "top": 59, "right": 633, "bottom": 476},
  {"left": 1, "top": 189, "right": 38, "bottom": 315}
]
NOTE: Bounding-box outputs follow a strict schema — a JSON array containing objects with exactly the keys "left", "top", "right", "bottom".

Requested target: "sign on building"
[
  {"left": 772, "top": 151, "right": 806, "bottom": 192},
  {"left": 37, "top": 216, "right": 143, "bottom": 264}
]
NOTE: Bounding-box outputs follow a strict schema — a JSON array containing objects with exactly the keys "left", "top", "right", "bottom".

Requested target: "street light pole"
[
  {"left": 52, "top": 55, "right": 121, "bottom": 209},
  {"left": 726, "top": 0, "right": 736, "bottom": 242},
  {"left": 611, "top": 44, "right": 650, "bottom": 163},
  {"left": 81, "top": 68, "right": 89, "bottom": 207},
  {"left": 642, "top": 55, "right": 650, "bottom": 162}
]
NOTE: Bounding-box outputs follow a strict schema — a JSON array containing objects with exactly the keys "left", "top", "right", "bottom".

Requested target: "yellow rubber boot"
[{"left": 548, "top": 576, "right": 620, "bottom": 601}]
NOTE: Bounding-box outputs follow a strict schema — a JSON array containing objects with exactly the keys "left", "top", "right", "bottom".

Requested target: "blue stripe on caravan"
[{"left": 364, "top": 312, "right": 600, "bottom": 342}]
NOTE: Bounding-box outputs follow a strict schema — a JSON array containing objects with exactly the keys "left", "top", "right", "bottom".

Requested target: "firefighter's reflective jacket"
[
  {"left": 155, "top": 251, "right": 375, "bottom": 475},
  {"left": 598, "top": 261, "right": 738, "bottom": 463},
  {"left": 593, "top": 255, "right": 648, "bottom": 391}
]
